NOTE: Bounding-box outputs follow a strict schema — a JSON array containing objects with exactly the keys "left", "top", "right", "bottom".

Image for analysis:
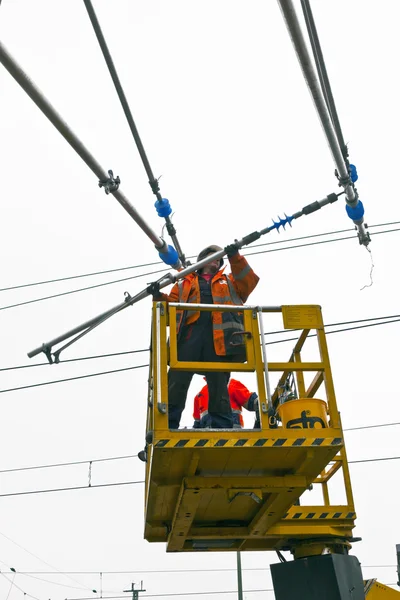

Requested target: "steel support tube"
[
  {"left": 257, "top": 308, "right": 273, "bottom": 410},
  {"left": 277, "top": 0, "right": 370, "bottom": 246},
  {"left": 27, "top": 240, "right": 278, "bottom": 360},
  {"left": 0, "top": 40, "right": 167, "bottom": 251},
  {"left": 82, "top": 0, "right": 158, "bottom": 188},
  {"left": 277, "top": 1, "right": 351, "bottom": 192},
  {"left": 82, "top": 0, "right": 187, "bottom": 266},
  {"left": 27, "top": 300, "right": 133, "bottom": 359}
]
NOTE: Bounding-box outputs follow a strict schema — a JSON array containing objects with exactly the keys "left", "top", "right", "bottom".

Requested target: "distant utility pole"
[
  {"left": 123, "top": 581, "right": 146, "bottom": 600},
  {"left": 237, "top": 551, "right": 243, "bottom": 600}
]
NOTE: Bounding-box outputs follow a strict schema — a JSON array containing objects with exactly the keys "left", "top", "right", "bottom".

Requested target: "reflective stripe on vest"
[
  {"left": 234, "top": 263, "right": 251, "bottom": 281},
  {"left": 213, "top": 321, "right": 244, "bottom": 332},
  {"left": 226, "top": 278, "right": 243, "bottom": 305}
]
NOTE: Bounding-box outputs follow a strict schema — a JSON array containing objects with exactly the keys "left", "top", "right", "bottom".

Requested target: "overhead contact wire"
[{"left": 1, "top": 226, "right": 399, "bottom": 313}]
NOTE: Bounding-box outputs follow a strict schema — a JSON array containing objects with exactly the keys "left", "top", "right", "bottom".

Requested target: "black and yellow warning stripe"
[
  {"left": 155, "top": 437, "right": 343, "bottom": 449},
  {"left": 283, "top": 510, "right": 356, "bottom": 520}
]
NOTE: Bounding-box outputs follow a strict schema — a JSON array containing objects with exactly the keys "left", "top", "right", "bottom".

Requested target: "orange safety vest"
[
  {"left": 160, "top": 253, "right": 259, "bottom": 356},
  {"left": 193, "top": 378, "right": 253, "bottom": 428}
]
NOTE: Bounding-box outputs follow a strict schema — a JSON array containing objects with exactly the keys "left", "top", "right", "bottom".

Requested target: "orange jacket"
[
  {"left": 193, "top": 378, "right": 253, "bottom": 428},
  {"left": 160, "top": 253, "right": 259, "bottom": 356}
]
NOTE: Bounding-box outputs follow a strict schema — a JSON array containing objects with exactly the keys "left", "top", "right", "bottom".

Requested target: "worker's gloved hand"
[
  {"left": 225, "top": 241, "right": 240, "bottom": 258},
  {"left": 147, "top": 281, "right": 163, "bottom": 300}
]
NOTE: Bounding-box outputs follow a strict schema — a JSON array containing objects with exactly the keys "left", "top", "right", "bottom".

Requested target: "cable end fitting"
[{"left": 155, "top": 198, "right": 173, "bottom": 218}]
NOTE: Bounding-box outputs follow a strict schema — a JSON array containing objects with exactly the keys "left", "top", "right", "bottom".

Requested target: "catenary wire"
[
  {"left": 0, "top": 315, "right": 399, "bottom": 395},
  {"left": 1, "top": 455, "right": 400, "bottom": 498},
  {"left": 2, "top": 220, "right": 398, "bottom": 294},
  {"left": 0, "top": 530, "right": 100, "bottom": 593},
  {"left": 265, "top": 317, "right": 400, "bottom": 346},
  {"left": 11, "top": 564, "right": 397, "bottom": 574},
  {"left": 3, "top": 572, "right": 15, "bottom": 600},
  {"left": 0, "top": 453, "right": 138, "bottom": 474},
  {"left": 266, "top": 314, "right": 400, "bottom": 337},
  {"left": 0, "top": 480, "right": 145, "bottom": 498},
  {"left": 0, "top": 348, "right": 149, "bottom": 372},
  {"left": 67, "top": 590, "right": 275, "bottom": 599},
  {"left": 1, "top": 226, "right": 399, "bottom": 313},
  {"left": 0, "top": 364, "right": 148, "bottom": 395},
  {"left": 15, "top": 571, "right": 118, "bottom": 594},
  {"left": 0, "top": 314, "right": 398, "bottom": 374},
  {"left": 0, "top": 420, "right": 399, "bottom": 476},
  {"left": 0, "top": 267, "right": 168, "bottom": 312},
  {"left": 1, "top": 572, "right": 42, "bottom": 600}
]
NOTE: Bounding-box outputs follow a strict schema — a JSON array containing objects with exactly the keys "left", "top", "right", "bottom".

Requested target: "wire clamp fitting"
[
  {"left": 149, "top": 176, "right": 162, "bottom": 196},
  {"left": 334, "top": 168, "right": 351, "bottom": 190},
  {"left": 98, "top": 170, "right": 120, "bottom": 195}
]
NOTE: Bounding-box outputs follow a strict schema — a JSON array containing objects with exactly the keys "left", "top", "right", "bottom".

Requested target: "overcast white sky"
[{"left": 1, "top": 1, "right": 400, "bottom": 598}]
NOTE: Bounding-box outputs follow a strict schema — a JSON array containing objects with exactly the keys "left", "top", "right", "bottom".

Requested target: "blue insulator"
[
  {"left": 154, "top": 198, "right": 173, "bottom": 218},
  {"left": 349, "top": 164, "right": 358, "bottom": 183},
  {"left": 346, "top": 200, "right": 364, "bottom": 222},
  {"left": 271, "top": 214, "right": 294, "bottom": 232},
  {"left": 159, "top": 244, "right": 179, "bottom": 266},
  {"left": 284, "top": 213, "right": 294, "bottom": 227}
]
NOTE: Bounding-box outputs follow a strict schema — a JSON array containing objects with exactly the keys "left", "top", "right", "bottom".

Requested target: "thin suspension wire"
[
  {"left": 1, "top": 226, "right": 399, "bottom": 313},
  {"left": 65, "top": 591, "right": 275, "bottom": 600},
  {"left": 0, "top": 267, "right": 168, "bottom": 312},
  {"left": 1, "top": 417, "right": 399, "bottom": 476},
  {"left": 0, "top": 364, "right": 148, "bottom": 395},
  {"left": 0, "top": 480, "right": 145, "bottom": 498},
  {"left": 0, "top": 260, "right": 161, "bottom": 293},
  {"left": 0, "top": 530, "right": 98, "bottom": 593},
  {"left": 0, "top": 314, "right": 398, "bottom": 374},
  {"left": 0, "top": 454, "right": 138, "bottom": 474},
  {"left": 344, "top": 422, "right": 400, "bottom": 432},
  {"left": 0, "top": 348, "right": 149, "bottom": 372},
  {"left": 1, "top": 220, "right": 398, "bottom": 294},
  {"left": 13, "top": 564, "right": 396, "bottom": 575},
  {"left": 4, "top": 572, "right": 15, "bottom": 600},
  {"left": 265, "top": 318, "right": 400, "bottom": 346},
  {"left": 1, "top": 420, "right": 399, "bottom": 476},
  {"left": 266, "top": 314, "right": 400, "bottom": 336},
  {"left": 1, "top": 316, "right": 400, "bottom": 394},
  {"left": 0, "top": 574, "right": 41, "bottom": 600},
  {"left": 0, "top": 456, "right": 399, "bottom": 499}
]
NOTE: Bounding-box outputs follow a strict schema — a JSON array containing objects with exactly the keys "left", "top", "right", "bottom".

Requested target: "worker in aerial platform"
[
  {"left": 155, "top": 243, "right": 259, "bottom": 429},
  {"left": 193, "top": 376, "right": 260, "bottom": 429}
]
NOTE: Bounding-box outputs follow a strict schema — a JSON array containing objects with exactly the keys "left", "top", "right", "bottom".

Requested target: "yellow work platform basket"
[{"left": 143, "top": 303, "right": 356, "bottom": 553}]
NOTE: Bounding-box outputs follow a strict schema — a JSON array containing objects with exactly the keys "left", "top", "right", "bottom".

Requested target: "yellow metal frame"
[{"left": 144, "top": 303, "right": 357, "bottom": 553}]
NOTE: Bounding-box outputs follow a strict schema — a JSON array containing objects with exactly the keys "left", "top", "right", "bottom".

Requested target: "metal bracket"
[
  {"left": 157, "top": 402, "right": 167, "bottom": 414},
  {"left": 42, "top": 344, "right": 54, "bottom": 365},
  {"left": 98, "top": 169, "right": 120, "bottom": 195}
]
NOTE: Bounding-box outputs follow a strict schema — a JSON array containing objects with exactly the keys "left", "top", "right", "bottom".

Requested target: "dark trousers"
[{"left": 168, "top": 322, "right": 233, "bottom": 429}]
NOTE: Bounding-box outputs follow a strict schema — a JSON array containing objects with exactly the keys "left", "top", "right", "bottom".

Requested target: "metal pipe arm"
[
  {"left": 0, "top": 40, "right": 174, "bottom": 257},
  {"left": 276, "top": 0, "right": 370, "bottom": 246}
]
